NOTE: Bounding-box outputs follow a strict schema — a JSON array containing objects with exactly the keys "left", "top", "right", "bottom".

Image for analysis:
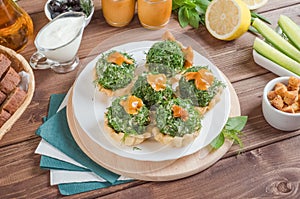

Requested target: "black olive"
[
  {"left": 67, "top": 0, "right": 76, "bottom": 6},
  {"left": 51, "top": 12, "right": 61, "bottom": 19},
  {"left": 72, "top": 5, "right": 82, "bottom": 11},
  {"left": 61, "top": 4, "right": 69, "bottom": 11}
]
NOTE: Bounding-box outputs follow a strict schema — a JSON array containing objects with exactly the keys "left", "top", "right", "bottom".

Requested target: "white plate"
[{"left": 72, "top": 41, "right": 231, "bottom": 162}]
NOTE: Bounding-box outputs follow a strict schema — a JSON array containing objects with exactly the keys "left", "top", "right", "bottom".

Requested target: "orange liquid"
[
  {"left": 0, "top": 0, "right": 33, "bottom": 52},
  {"left": 102, "top": 0, "right": 135, "bottom": 27},
  {"left": 137, "top": 0, "right": 171, "bottom": 29}
]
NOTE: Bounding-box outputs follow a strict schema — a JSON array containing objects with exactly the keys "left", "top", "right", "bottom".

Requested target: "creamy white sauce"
[
  {"left": 36, "top": 16, "right": 85, "bottom": 62},
  {"left": 38, "top": 17, "right": 83, "bottom": 49}
]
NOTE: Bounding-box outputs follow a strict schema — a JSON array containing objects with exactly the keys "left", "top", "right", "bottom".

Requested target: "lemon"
[
  {"left": 205, "top": 0, "right": 251, "bottom": 41},
  {"left": 242, "top": 0, "right": 268, "bottom": 10}
]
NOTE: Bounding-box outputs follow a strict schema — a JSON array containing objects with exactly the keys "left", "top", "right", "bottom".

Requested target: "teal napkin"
[
  {"left": 40, "top": 156, "right": 88, "bottom": 172},
  {"left": 58, "top": 180, "right": 128, "bottom": 196},
  {"left": 37, "top": 94, "right": 132, "bottom": 195}
]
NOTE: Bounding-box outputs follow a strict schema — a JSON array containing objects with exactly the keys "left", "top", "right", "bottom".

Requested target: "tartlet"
[
  {"left": 179, "top": 66, "right": 224, "bottom": 114},
  {"left": 145, "top": 31, "right": 194, "bottom": 77},
  {"left": 146, "top": 40, "right": 184, "bottom": 77},
  {"left": 95, "top": 50, "right": 136, "bottom": 96},
  {"left": 131, "top": 73, "right": 174, "bottom": 109},
  {"left": 104, "top": 95, "right": 151, "bottom": 146},
  {"left": 153, "top": 98, "right": 202, "bottom": 147}
]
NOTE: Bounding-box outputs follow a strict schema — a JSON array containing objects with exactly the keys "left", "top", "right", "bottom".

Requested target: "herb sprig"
[
  {"left": 210, "top": 116, "right": 248, "bottom": 149},
  {"left": 80, "top": 0, "right": 93, "bottom": 17},
  {"left": 172, "top": 0, "right": 271, "bottom": 32}
]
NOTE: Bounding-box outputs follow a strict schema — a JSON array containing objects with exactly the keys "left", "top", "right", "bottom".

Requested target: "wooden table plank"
[{"left": 99, "top": 135, "right": 300, "bottom": 199}]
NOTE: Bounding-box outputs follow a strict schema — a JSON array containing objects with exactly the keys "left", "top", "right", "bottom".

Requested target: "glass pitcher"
[{"left": 0, "top": 0, "right": 34, "bottom": 52}]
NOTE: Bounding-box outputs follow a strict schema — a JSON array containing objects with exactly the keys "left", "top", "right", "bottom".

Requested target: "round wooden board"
[{"left": 67, "top": 76, "right": 240, "bottom": 181}]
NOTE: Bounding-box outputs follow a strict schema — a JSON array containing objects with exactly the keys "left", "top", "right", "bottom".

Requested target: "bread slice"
[
  {"left": 0, "top": 53, "right": 11, "bottom": 78},
  {"left": 0, "top": 91, "right": 6, "bottom": 104},
  {"left": 0, "top": 67, "right": 21, "bottom": 94},
  {"left": 0, "top": 45, "right": 35, "bottom": 140},
  {"left": 2, "top": 88, "right": 27, "bottom": 115},
  {"left": 0, "top": 109, "right": 11, "bottom": 127}
]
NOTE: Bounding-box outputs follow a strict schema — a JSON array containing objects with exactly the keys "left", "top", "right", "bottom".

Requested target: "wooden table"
[{"left": 1, "top": 0, "right": 300, "bottom": 198}]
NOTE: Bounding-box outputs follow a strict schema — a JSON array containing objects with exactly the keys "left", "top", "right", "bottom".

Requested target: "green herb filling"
[
  {"left": 179, "top": 66, "right": 224, "bottom": 107},
  {"left": 106, "top": 96, "right": 150, "bottom": 135},
  {"left": 156, "top": 98, "right": 202, "bottom": 137},
  {"left": 95, "top": 51, "right": 136, "bottom": 90},
  {"left": 132, "top": 74, "right": 174, "bottom": 109},
  {"left": 146, "top": 40, "right": 184, "bottom": 77}
]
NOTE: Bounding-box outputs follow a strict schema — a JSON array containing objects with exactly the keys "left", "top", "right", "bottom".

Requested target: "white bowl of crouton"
[{"left": 262, "top": 76, "right": 300, "bottom": 131}]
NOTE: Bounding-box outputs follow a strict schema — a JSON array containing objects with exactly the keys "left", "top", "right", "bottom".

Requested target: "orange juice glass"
[
  {"left": 137, "top": 0, "right": 172, "bottom": 29},
  {"left": 102, "top": 0, "right": 136, "bottom": 27}
]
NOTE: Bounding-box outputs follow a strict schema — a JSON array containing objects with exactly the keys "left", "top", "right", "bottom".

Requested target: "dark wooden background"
[{"left": 0, "top": 0, "right": 299, "bottom": 198}]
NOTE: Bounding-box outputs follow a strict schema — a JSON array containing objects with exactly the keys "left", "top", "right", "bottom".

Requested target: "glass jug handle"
[{"left": 29, "top": 51, "right": 56, "bottom": 70}]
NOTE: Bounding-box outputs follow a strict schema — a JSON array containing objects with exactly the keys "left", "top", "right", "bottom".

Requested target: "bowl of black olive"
[{"left": 45, "top": 0, "right": 94, "bottom": 27}]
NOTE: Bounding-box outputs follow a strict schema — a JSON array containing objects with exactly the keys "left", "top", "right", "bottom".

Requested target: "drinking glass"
[
  {"left": 102, "top": 0, "right": 135, "bottom": 27},
  {"left": 137, "top": 0, "right": 172, "bottom": 29},
  {"left": 30, "top": 12, "right": 85, "bottom": 73}
]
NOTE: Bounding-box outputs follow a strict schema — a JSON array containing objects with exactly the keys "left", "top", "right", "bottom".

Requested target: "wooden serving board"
[{"left": 67, "top": 76, "right": 240, "bottom": 181}]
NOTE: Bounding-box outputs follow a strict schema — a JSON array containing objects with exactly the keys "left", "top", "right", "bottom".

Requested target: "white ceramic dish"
[
  {"left": 71, "top": 41, "right": 231, "bottom": 162},
  {"left": 253, "top": 50, "right": 300, "bottom": 78},
  {"left": 44, "top": 0, "right": 94, "bottom": 27},
  {"left": 262, "top": 76, "right": 300, "bottom": 131}
]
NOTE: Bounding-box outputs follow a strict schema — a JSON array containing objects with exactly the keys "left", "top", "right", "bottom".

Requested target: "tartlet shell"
[
  {"left": 104, "top": 117, "right": 152, "bottom": 146},
  {"left": 152, "top": 127, "right": 200, "bottom": 148}
]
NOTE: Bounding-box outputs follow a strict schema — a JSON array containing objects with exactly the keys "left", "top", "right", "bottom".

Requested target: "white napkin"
[{"left": 35, "top": 139, "right": 87, "bottom": 169}]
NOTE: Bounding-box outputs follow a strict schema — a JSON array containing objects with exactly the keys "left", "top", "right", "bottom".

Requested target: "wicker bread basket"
[{"left": 0, "top": 45, "right": 35, "bottom": 140}]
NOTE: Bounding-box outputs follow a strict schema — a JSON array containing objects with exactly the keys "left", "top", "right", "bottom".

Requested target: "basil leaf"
[
  {"left": 225, "top": 116, "right": 248, "bottom": 131},
  {"left": 210, "top": 132, "right": 225, "bottom": 149},
  {"left": 210, "top": 116, "right": 248, "bottom": 149},
  {"left": 178, "top": 7, "right": 189, "bottom": 28},
  {"left": 189, "top": 11, "right": 201, "bottom": 29},
  {"left": 173, "top": 0, "right": 185, "bottom": 8}
]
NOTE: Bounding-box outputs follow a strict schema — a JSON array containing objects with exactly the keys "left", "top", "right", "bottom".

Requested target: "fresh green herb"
[
  {"left": 106, "top": 96, "right": 150, "bottom": 135},
  {"left": 156, "top": 98, "right": 202, "bottom": 137},
  {"left": 95, "top": 51, "right": 136, "bottom": 91},
  {"left": 172, "top": 0, "right": 270, "bottom": 30},
  {"left": 179, "top": 66, "right": 224, "bottom": 107},
  {"left": 146, "top": 40, "right": 184, "bottom": 77},
  {"left": 172, "top": 0, "right": 210, "bottom": 28},
  {"left": 132, "top": 74, "right": 174, "bottom": 109},
  {"left": 251, "top": 11, "right": 271, "bottom": 25},
  {"left": 133, "top": 146, "right": 142, "bottom": 151},
  {"left": 80, "top": 0, "right": 92, "bottom": 17},
  {"left": 210, "top": 116, "right": 248, "bottom": 149}
]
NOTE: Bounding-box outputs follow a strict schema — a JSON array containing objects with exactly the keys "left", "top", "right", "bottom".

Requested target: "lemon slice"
[
  {"left": 242, "top": 0, "right": 268, "bottom": 10},
  {"left": 205, "top": 0, "right": 251, "bottom": 41}
]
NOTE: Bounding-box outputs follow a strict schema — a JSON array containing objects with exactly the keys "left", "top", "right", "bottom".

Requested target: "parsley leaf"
[{"left": 133, "top": 146, "right": 142, "bottom": 151}]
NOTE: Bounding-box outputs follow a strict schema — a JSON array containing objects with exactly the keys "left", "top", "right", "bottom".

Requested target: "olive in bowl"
[
  {"left": 44, "top": 0, "right": 94, "bottom": 27},
  {"left": 262, "top": 76, "right": 300, "bottom": 131}
]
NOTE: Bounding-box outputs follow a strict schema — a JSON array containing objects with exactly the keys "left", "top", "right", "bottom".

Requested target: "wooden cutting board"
[{"left": 67, "top": 75, "right": 240, "bottom": 181}]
